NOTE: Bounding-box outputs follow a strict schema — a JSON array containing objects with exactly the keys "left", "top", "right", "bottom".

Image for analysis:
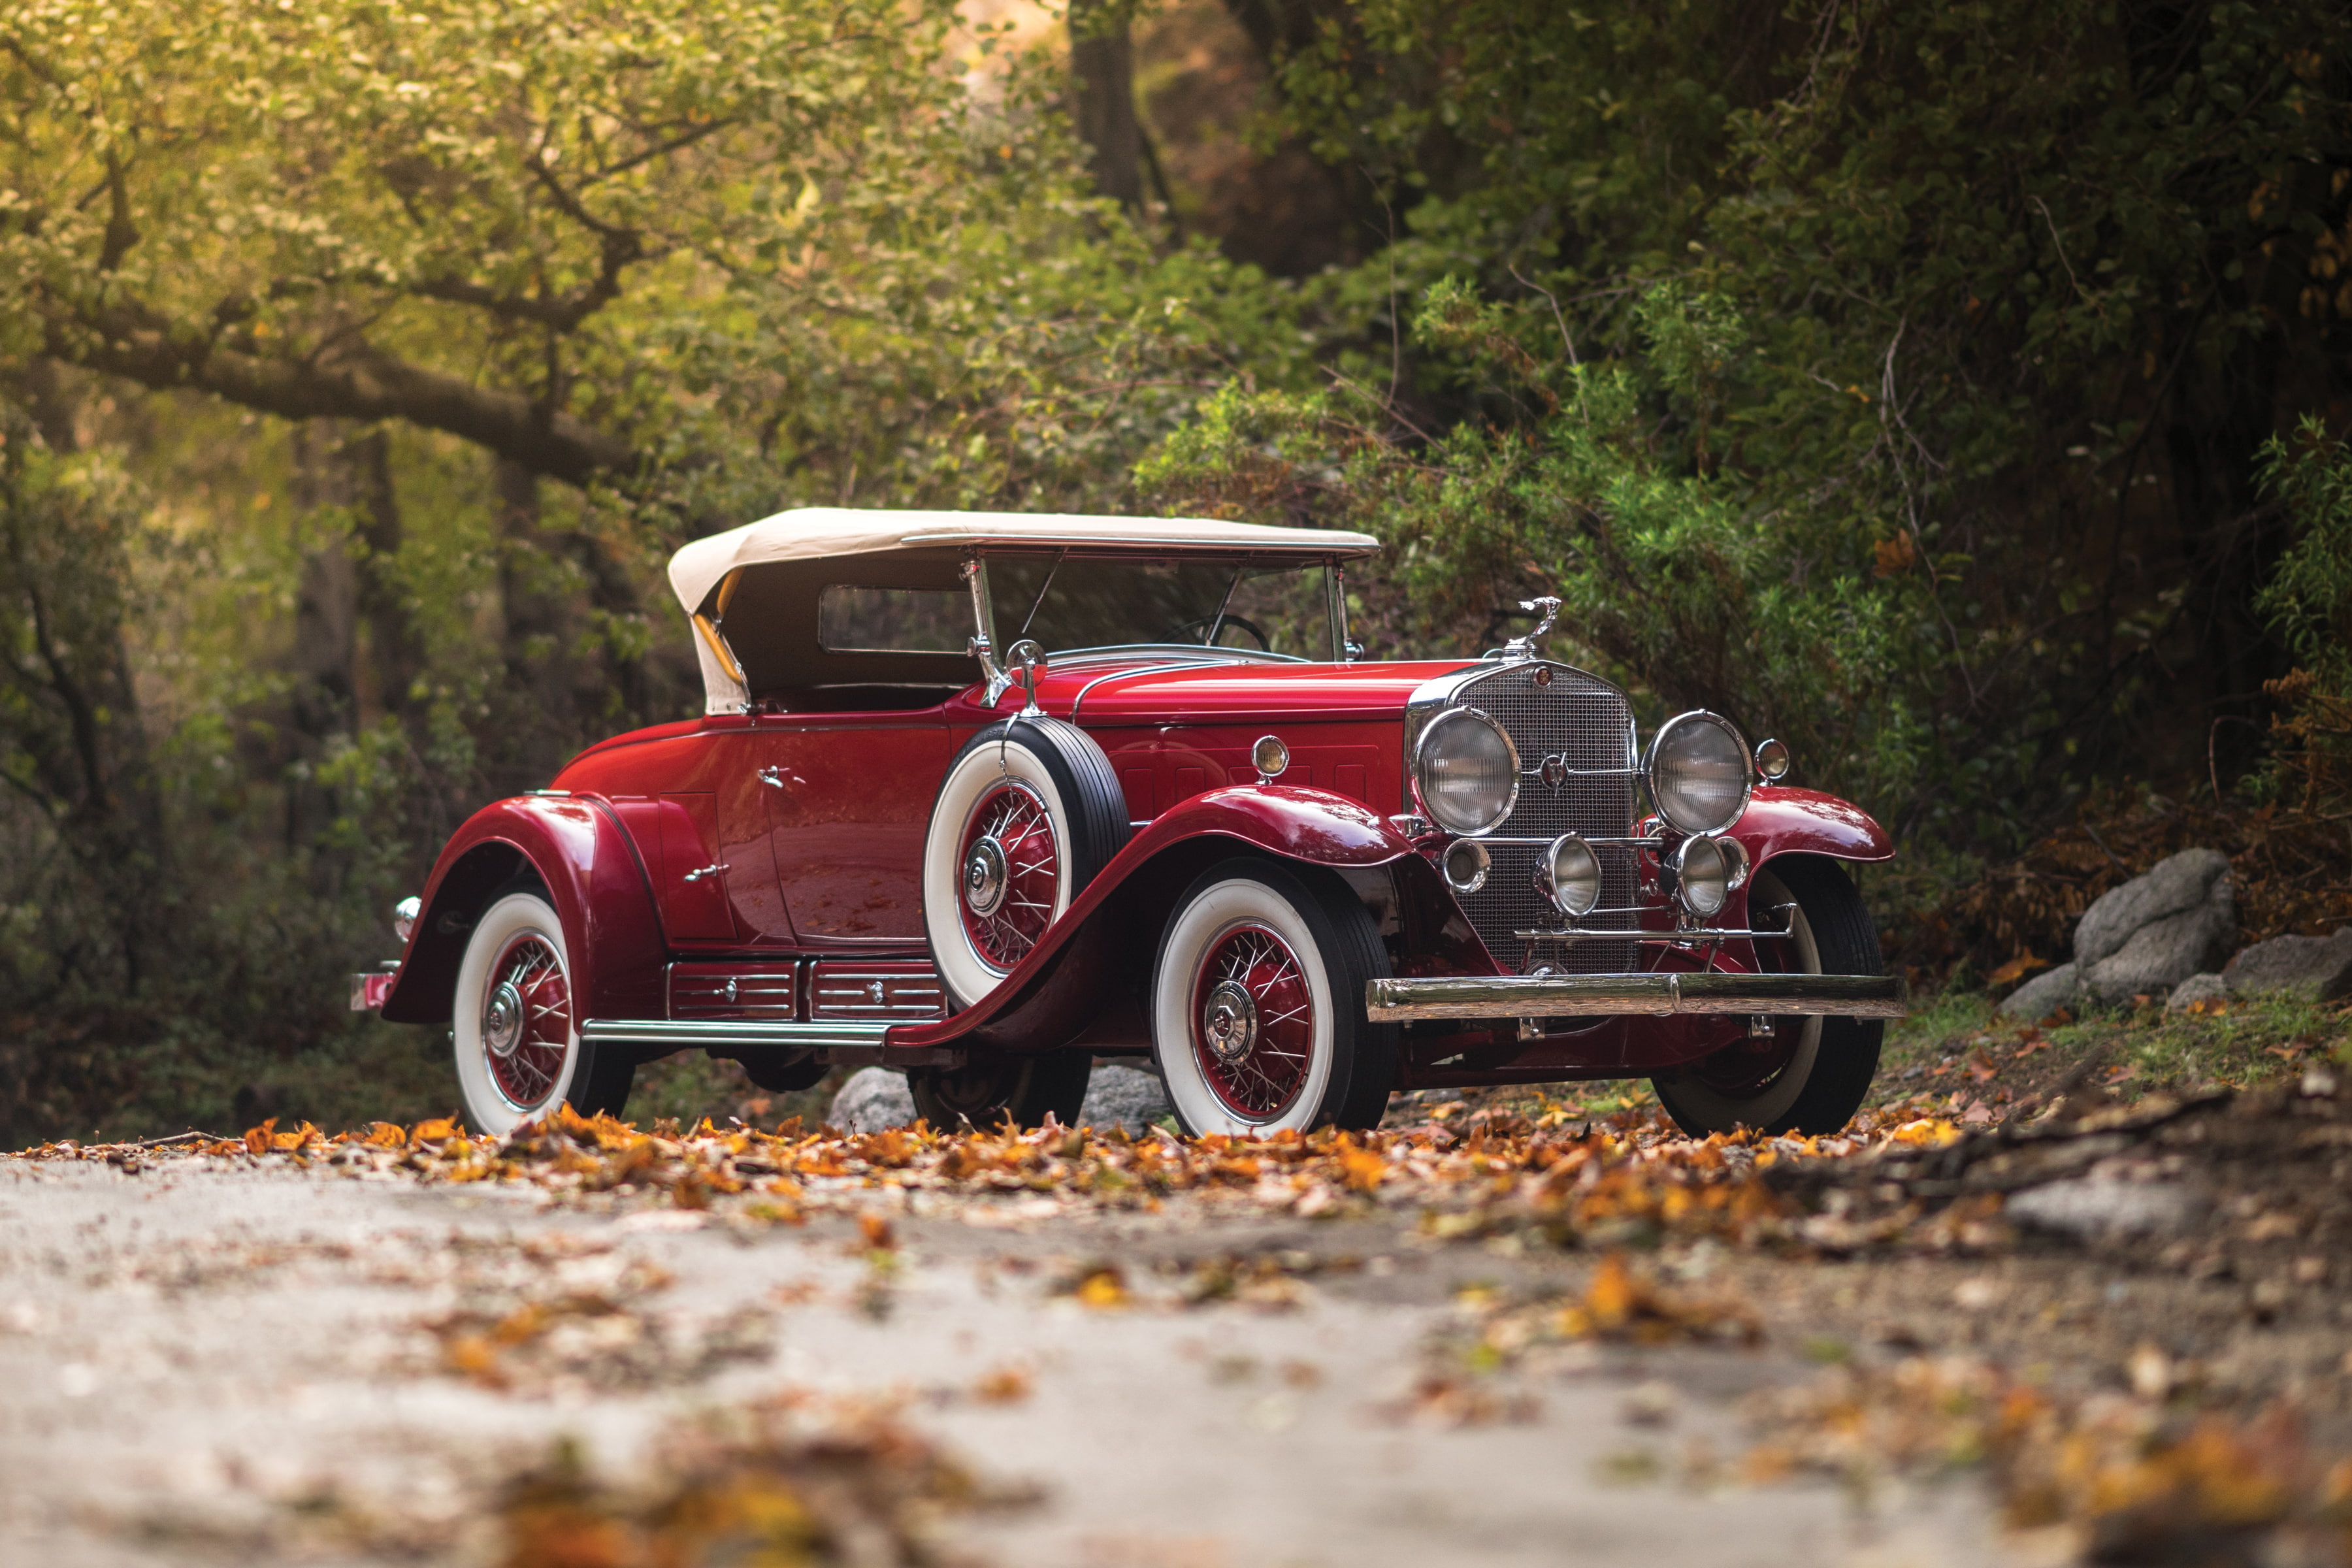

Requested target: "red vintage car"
[{"left": 361, "top": 510, "right": 1904, "bottom": 1137}]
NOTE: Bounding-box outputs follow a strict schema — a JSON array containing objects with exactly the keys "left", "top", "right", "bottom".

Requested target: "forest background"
[{"left": 5, "top": 0, "right": 2352, "bottom": 1144}]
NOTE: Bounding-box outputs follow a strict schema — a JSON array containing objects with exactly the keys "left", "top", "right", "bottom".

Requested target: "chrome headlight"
[
  {"left": 1666, "top": 834, "right": 1731, "bottom": 918},
  {"left": 1644, "top": 711, "right": 1752, "bottom": 836},
  {"left": 1537, "top": 834, "right": 1602, "bottom": 917},
  {"left": 1442, "top": 838, "right": 1490, "bottom": 894},
  {"left": 1413, "top": 707, "right": 1520, "bottom": 836}
]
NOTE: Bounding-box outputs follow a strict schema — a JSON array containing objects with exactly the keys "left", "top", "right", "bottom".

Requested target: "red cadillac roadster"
[{"left": 358, "top": 510, "right": 1904, "bottom": 1137}]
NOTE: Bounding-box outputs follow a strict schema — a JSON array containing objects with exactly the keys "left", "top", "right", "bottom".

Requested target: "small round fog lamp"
[
  {"left": 393, "top": 895, "right": 421, "bottom": 945},
  {"left": 1442, "top": 838, "right": 1491, "bottom": 894},
  {"left": 1667, "top": 835, "right": 1731, "bottom": 919},
  {"left": 1252, "top": 734, "right": 1291, "bottom": 782},
  {"left": 1536, "top": 834, "right": 1603, "bottom": 917},
  {"left": 1754, "top": 736, "right": 1791, "bottom": 782}
]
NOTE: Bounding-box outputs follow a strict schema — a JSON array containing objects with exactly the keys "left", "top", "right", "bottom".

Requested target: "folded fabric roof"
[{"left": 667, "top": 508, "right": 1381, "bottom": 617}]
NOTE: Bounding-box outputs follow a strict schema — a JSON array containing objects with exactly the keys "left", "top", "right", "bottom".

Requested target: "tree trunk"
[
  {"left": 344, "top": 427, "right": 423, "bottom": 727},
  {"left": 1071, "top": 0, "right": 1144, "bottom": 210}
]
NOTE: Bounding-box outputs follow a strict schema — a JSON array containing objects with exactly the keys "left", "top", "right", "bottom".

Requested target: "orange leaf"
[{"left": 1987, "top": 953, "right": 2050, "bottom": 987}]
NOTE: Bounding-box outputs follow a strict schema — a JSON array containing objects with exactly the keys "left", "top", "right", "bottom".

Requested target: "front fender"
[
  {"left": 890, "top": 785, "right": 1414, "bottom": 1050},
  {"left": 1732, "top": 787, "right": 1894, "bottom": 867},
  {"left": 380, "top": 794, "right": 666, "bottom": 1028}
]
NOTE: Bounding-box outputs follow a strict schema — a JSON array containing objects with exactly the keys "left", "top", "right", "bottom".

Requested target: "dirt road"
[{"left": 0, "top": 1155, "right": 2001, "bottom": 1568}]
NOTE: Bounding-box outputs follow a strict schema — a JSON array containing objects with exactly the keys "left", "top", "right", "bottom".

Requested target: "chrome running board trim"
[
  {"left": 580, "top": 1018, "right": 962, "bottom": 1067},
  {"left": 1364, "top": 972, "right": 1908, "bottom": 1022}
]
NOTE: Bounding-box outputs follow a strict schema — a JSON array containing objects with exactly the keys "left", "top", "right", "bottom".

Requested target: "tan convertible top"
[{"left": 666, "top": 508, "right": 1381, "bottom": 619}]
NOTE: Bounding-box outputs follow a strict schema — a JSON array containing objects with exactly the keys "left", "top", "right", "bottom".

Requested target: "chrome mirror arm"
[{"left": 966, "top": 558, "right": 1015, "bottom": 703}]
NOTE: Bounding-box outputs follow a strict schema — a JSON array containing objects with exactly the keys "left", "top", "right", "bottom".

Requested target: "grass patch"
[{"left": 1872, "top": 985, "right": 2352, "bottom": 1114}]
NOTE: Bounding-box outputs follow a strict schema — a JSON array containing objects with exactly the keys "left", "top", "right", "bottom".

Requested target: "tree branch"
[{"left": 47, "top": 300, "right": 639, "bottom": 487}]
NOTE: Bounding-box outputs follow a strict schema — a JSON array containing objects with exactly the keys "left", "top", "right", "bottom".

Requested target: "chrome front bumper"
[{"left": 1364, "top": 972, "right": 1908, "bottom": 1022}]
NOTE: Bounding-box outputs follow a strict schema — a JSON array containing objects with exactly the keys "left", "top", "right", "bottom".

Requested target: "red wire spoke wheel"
[
  {"left": 481, "top": 931, "right": 572, "bottom": 1110},
  {"left": 956, "top": 780, "right": 1060, "bottom": 972},
  {"left": 922, "top": 719, "right": 1130, "bottom": 1011},
  {"left": 1151, "top": 858, "right": 1397, "bottom": 1136},
  {"left": 1190, "top": 921, "right": 1315, "bottom": 1120}
]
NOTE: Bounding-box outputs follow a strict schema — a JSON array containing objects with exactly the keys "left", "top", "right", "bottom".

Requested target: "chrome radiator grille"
[{"left": 1450, "top": 662, "right": 1640, "bottom": 974}]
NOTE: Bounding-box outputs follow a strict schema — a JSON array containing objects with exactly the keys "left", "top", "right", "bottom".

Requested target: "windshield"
[{"left": 985, "top": 555, "right": 1337, "bottom": 660}]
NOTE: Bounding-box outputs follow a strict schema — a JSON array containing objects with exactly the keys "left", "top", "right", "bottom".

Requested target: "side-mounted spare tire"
[{"left": 921, "top": 715, "right": 1132, "bottom": 1010}]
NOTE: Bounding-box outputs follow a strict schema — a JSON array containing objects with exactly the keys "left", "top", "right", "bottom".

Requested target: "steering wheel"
[{"left": 1164, "top": 614, "right": 1271, "bottom": 651}]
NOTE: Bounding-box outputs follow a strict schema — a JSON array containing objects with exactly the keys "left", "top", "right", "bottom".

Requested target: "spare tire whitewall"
[{"left": 923, "top": 717, "right": 1129, "bottom": 1009}]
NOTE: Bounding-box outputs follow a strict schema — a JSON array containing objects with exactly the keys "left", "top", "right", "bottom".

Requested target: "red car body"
[{"left": 368, "top": 509, "right": 1902, "bottom": 1135}]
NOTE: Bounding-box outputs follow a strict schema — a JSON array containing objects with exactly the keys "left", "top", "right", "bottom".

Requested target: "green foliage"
[
  {"left": 1231, "top": 0, "right": 2352, "bottom": 845},
  {"left": 1149, "top": 276, "right": 1927, "bottom": 804},
  {"left": 2257, "top": 419, "right": 2352, "bottom": 692}
]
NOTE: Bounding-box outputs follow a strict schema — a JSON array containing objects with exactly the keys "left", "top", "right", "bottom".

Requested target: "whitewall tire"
[
  {"left": 451, "top": 886, "right": 633, "bottom": 1134},
  {"left": 1651, "top": 857, "right": 1884, "bottom": 1137},
  {"left": 1150, "top": 858, "right": 1397, "bottom": 1135},
  {"left": 923, "top": 718, "right": 1128, "bottom": 1009}
]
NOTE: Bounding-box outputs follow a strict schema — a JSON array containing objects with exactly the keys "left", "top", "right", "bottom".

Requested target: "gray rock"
[
  {"left": 2072, "top": 848, "right": 2232, "bottom": 968},
  {"left": 1995, "top": 960, "right": 2080, "bottom": 1021},
  {"left": 2222, "top": 926, "right": 2352, "bottom": 1002},
  {"left": 827, "top": 1068, "right": 915, "bottom": 1133},
  {"left": 2006, "top": 1177, "right": 2210, "bottom": 1243},
  {"left": 2080, "top": 879, "right": 2236, "bottom": 1004},
  {"left": 1077, "top": 1064, "right": 1173, "bottom": 1135},
  {"left": 2164, "top": 972, "right": 2231, "bottom": 1014}
]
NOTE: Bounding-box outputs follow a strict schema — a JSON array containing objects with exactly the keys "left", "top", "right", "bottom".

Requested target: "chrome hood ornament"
[{"left": 1503, "top": 595, "right": 1561, "bottom": 661}]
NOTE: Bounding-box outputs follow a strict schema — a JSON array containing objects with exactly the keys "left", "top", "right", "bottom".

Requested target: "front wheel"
[
  {"left": 451, "top": 887, "right": 634, "bottom": 1135},
  {"left": 1151, "top": 858, "right": 1398, "bottom": 1135},
  {"left": 1650, "top": 855, "right": 1883, "bottom": 1137}
]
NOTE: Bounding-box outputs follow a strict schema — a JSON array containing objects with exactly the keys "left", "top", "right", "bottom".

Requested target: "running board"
[{"left": 580, "top": 1018, "right": 964, "bottom": 1067}]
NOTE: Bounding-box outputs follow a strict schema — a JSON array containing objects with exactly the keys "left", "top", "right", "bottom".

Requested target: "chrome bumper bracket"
[{"left": 1364, "top": 971, "right": 1908, "bottom": 1022}]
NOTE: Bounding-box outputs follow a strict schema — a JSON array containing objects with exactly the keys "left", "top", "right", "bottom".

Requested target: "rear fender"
[
  {"left": 1732, "top": 787, "right": 1893, "bottom": 870},
  {"left": 892, "top": 785, "right": 1417, "bottom": 1051},
  {"left": 380, "top": 795, "right": 666, "bottom": 1028}
]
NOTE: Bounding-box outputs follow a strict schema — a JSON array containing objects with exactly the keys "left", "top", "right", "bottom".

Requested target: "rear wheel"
[
  {"left": 451, "top": 885, "right": 633, "bottom": 1134},
  {"left": 1650, "top": 856, "right": 1882, "bottom": 1137},
  {"left": 1151, "top": 858, "right": 1397, "bottom": 1135},
  {"left": 907, "top": 1053, "right": 1092, "bottom": 1130}
]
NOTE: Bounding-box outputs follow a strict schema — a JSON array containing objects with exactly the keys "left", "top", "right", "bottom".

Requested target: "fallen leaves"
[
  {"left": 8, "top": 1102, "right": 1976, "bottom": 1262},
  {"left": 1740, "top": 1355, "right": 2352, "bottom": 1565},
  {"left": 496, "top": 1398, "right": 1005, "bottom": 1568}
]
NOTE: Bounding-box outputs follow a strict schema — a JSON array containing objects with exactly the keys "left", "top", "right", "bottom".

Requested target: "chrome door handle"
[
  {"left": 682, "top": 863, "right": 728, "bottom": 883},
  {"left": 758, "top": 766, "right": 789, "bottom": 789}
]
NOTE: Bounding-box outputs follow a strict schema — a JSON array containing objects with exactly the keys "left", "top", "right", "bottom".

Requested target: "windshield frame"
[{"left": 968, "top": 547, "right": 1352, "bottom": 669}]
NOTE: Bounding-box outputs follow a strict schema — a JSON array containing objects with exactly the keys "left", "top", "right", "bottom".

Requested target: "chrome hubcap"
[
  {"left": 483, "top": 981, "right": 524, "bottom": 1060},
  {"left": 964, "top": 836, "right": 1009, "bottom": 917},
  {"left": 1201, "top": 979, "right": 1258, "bottom": 1065}
]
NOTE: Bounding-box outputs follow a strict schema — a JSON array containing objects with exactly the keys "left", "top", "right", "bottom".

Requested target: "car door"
[
  {"left": 714, "top": 721, "right": 796, "bottom": 943},
  {"left": 760, "top": 713, "right": 953, "bottom": 943}
]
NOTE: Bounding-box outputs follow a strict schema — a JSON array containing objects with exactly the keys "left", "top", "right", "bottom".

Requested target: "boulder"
[
  {"left": 2006, "top": 1177, "right": 2210, "bottom": 1243},
  {"left": 2072, "top": 848, "right": 2232, "bottom": 968},
  {"left": 828, "top": 1068, "right": 916, "bottom": 1133},
  {"left": 1077, "top": 1064, "right": 1173, "bottom": 1134},
  {"left": 2221, "top": 926, "right": 2352, "bottom": 1003},
  {"left": 1996, "top": 960, "right": 2080, "bottom": 1021},
  {"left": 2164, "top": 972, "right": 2230, "bottom": 1014},
  {"left": 2073, "top": 849, "right": 2236, "bottom": 1004}
]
